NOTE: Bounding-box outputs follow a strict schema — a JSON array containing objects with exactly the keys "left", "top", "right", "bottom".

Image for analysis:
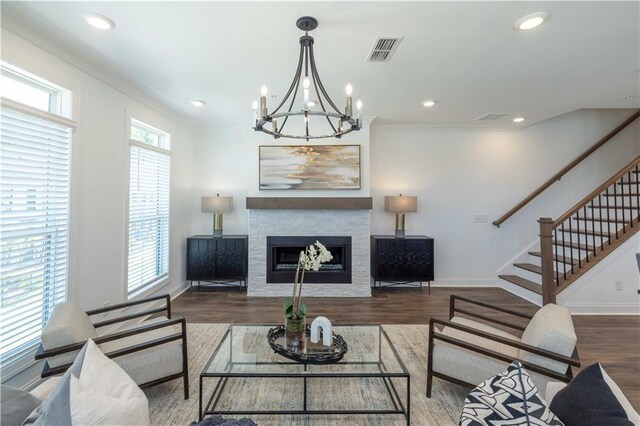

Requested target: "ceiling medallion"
[{"left": 252, "top": 16, "right": 363, "bottom": 141}]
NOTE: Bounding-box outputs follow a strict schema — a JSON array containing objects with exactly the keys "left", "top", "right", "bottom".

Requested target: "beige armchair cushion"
[
  {"left": 432, "top": 317, "right": 520, "bottom": 388},
  {"left": 519, "top": 303, "right": 576, "bottom": 374},
  {"left": 99, "top": 317, "right": 183, "bottom": 386},
  {"left": 432, "top": 316, "right": 560, "bottom": 391},
  {"left": 40, "top": 303, "right": 98, "bottom": 368}
]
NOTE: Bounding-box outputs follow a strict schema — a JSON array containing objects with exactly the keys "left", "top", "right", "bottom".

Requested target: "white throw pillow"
[
  {"left": 24, "top": 339, "right": 150, "bottom": 426},
  {"left": 519, "top": 303, "right": 577, "bottom": 373},
  {"left": 69, "top": 376, "right": 149, "bottom": 426},
  {"left": 72, "top": 339, "right": 150, "bottom": 425}
]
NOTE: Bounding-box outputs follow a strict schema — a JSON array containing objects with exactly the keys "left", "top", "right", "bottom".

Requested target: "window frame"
[
  {"left": 124, "top": 113, "right": 172, "bottom": 301},
  {"left": 0, "top": 56, "right": 78, "bottom": 380}
]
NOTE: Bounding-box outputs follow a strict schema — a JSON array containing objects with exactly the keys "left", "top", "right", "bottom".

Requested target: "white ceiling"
[{"left": 2, "top": 1, "right": 639, "bottom": 127}]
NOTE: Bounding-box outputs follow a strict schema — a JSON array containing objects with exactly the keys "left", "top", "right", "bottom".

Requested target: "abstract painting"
[{"left": 259, "top": 145, "right": 361, "bottom": 190}]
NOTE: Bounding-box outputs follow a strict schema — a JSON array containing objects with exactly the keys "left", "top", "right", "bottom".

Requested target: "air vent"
[
  {"left": 475, "top": 113, "right": 508, "bottom": 121},
  {"left": 367, "top": 36, "right": 403, "bottom": 62}
]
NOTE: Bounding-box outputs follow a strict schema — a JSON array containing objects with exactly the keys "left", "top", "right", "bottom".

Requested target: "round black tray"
[{"left": 267, "top": 324, "right": 348, "bottom": 364}]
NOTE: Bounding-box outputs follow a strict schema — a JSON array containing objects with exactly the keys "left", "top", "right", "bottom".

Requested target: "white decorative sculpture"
[{"left": 310, "top": 316, "right": 332, "bottom": 346}]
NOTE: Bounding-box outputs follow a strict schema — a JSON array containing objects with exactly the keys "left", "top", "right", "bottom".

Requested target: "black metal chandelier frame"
[{"left": 253, "top": 16, "right": 361, "bottom": 141}]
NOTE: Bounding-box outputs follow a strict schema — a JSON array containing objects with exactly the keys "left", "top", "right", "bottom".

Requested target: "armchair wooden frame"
[
  {"left": 35, "top": 294, "right": 190, "bottom": 399},
  {"left": 426, "top": 295, "right": 580, "bottom": 397}
]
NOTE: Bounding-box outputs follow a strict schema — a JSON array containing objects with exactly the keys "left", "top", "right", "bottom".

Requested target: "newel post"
[{"left": 538, "top": 218, "right": 556, "bottom": 305}]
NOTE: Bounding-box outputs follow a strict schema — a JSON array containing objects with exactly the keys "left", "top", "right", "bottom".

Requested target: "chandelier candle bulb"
[
  {"left": 252, "top": 100, "right": 258, "bottom": 126},
  {"left": 260, "top": 96, "right": 267, "bottom": 117},
  {"left": 272, "top": 118, "right": 278, "bottom": 133},
  {"left": 260, "top": 85, "right": 268, "bottom": 116},
  {"left": 303, "top": 77, "right": 310, "bottom": 105}
]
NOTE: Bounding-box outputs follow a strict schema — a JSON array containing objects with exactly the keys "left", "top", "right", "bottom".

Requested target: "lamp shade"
[
  {"left": 384, "top": 195, "right": 417, "bottom": 213},
  {"left": 202, "top": 195, "right": 233, "bottom": 213}
]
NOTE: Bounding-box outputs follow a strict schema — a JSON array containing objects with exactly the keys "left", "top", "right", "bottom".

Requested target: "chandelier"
[{"left": 252, "top": 16, "right": 362, "bottom": 141}]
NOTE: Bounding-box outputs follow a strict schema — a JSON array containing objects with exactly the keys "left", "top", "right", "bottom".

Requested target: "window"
[
  {"left": 127, "top": 119, "right": 170, "bottom": 297},
  {"left": 0, "top": 63, "right": 73, "bottom": 374},
  {"left": 0, "top": 62, "right": 71, "bottom": 118}
]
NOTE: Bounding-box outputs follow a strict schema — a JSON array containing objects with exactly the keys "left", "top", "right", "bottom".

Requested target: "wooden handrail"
[
  {"left": 553, "top": 155, "right": 640, "bottom": 226},
  {"left": 493, "top": 110, "right": 640, "bottom": 227}
]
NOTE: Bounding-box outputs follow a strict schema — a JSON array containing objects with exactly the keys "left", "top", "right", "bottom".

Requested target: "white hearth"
[{"left": 247, "top": 206, "right": 371, "bottom": 297}]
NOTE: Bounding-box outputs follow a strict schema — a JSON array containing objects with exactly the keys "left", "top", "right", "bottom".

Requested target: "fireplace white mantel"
[{"left": 246, "top": 197, "right": 372, "bottom": 297}]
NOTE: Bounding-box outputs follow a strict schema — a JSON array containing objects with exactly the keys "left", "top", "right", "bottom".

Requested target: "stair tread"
[
  {"left": 554, "top": 240, "right": 596, "bottom": 252},
  {"left": 499, "top": 275, "right": 542, "bottom": 294},
  {"left": 529, "top": 251, "right": 580, "bottom": 265},
  {"left": 514, "top": 262, "right": 542, "bottom": 274},
  {"left": 561, "top": 228, "right": 614, "bottom": 237},
  {"left": 603, "top": 193, "right": 640, "bottom": 196}
]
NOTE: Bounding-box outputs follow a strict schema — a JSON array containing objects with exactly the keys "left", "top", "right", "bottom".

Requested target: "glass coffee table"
[{"left": 199, "top": 324, "right": 410, "bottom": 424}]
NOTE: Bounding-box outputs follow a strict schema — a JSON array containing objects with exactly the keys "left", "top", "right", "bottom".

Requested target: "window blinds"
[
  {"left": 127, "top": 143, "right": 170, "bottom": 296},
  {"left": 0, "top": 107, "right": 71, "bottom": 371}
]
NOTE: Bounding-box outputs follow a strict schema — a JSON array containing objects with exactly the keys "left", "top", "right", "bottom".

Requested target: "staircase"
[{"left": 499, "top": 156, "right": 640, "bottom": 303}]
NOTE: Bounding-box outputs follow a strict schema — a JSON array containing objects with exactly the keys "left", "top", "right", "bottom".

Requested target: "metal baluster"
[
  {"left": 583, "top": 205, "right": 588, "bottom": 262},
  {"left": 598, "top": 194, "right": 604, "bottom": 250},
  {"left": 565, "top": 218, "right": 571, "bottom": 278},
  {"left": 573, "top": 213, "right": 580, "bottom": 269},
  {"left": 621, "top": 172, "right": 628, "bottom": 233},
  {"left": 606, "top": 186, "right": 612, "bottom": 245},
  {"left": 553, "top": 223, "right": 564, "bottom": 285},
  {"left": 590, "top": 200, "right": 596, "bottom": 257},
  {"left": 636, "top": 165, "right": 639, "bottom": 223},
  {"left": 614, "top": 179, "right": 619, "bottom": 239}
]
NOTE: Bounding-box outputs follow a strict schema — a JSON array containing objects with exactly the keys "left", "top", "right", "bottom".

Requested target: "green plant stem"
[
  {"left": 296, "top": 247, "right": 308, "bottom": 313},
  {"left": 292, "top": 256, "right": 301, "bottom": 312}
]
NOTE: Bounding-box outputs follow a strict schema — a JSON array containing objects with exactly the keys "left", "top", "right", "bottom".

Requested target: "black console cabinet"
[
  {"left": 186, "top": 235, "right": 248, "bottom": 289},
  {"left": 370, "top": 235, "right": 434, "bottom": 292}
]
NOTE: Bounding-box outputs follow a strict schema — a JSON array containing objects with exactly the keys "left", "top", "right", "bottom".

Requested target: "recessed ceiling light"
[
  {"left": 85, "top": 13, "right": 115, "bottom": 30},
  {"left": 422, "top": 100, "right": 436, "bottom": 107},
  {"left": 191, "top": 100, "right": 206, "bottom": 107},
  {"left": 512, "top": 117, "right": 525, "bottom": 123},
  {"left": 514, "top": 12, "right": 549, "bottom": 30}
]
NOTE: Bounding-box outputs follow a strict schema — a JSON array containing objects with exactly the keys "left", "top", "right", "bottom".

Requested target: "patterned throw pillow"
[{"left": 459, "top": 361, "right": 564, "bottom": 426}]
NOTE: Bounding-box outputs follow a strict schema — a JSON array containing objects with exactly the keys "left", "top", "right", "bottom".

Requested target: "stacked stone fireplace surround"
[{"left": 247, "top": 205, "right": 372, "bottom": 297}]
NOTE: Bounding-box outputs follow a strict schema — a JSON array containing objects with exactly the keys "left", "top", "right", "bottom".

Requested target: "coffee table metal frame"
[{"left": 198, "top": 324, "right": 410, "bottom": 425}]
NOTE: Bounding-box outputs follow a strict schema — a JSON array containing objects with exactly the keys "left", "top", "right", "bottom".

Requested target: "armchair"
[
  {"left": 427, "top": 295, "right": 580, "bottom": 397},
  {"left": 35, "top": 294, "right": 189, "bottom": 399}
]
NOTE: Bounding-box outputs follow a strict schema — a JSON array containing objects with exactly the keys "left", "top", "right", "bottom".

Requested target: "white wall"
[
  {"left": 1, "top": 29, "right": 195, "bottom": 311},
  {"left": 191, "top": 118, "right": 373, "bottom": 235},
  {"left": 191, "top": 108, "right": 639, "bottom": 300},
  {"left": 370, "top": 109, "right": 639, "bottom": 286},
  {"left": 557, "top": 233, "right": 640, "bottom": 314}
]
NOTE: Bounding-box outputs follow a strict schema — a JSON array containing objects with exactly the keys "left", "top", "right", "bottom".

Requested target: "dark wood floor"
[{"left": 173, "top": 286, "right": 640, "bottom": 409}]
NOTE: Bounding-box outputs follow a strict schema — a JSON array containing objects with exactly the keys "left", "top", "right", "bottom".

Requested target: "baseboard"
[{"left": 563, "top": 303, "right": 640, "bottom": 315}]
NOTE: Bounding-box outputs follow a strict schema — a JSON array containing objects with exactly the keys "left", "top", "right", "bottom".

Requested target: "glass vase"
[{"left": 285, "top": 316, "right": 306, "bottom": 352}]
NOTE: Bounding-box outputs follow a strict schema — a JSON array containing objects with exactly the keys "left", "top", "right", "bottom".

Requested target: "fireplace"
[{"left": 266, "top": 236, "right": 352, "bottom": 284}]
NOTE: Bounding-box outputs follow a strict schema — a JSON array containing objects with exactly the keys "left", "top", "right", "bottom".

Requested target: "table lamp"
[
  {"left": 384, "top": 194, "right": 418, "bottom": 238},
  {"left": 202, "top": 194, "right": 233, "bottom": 237}
]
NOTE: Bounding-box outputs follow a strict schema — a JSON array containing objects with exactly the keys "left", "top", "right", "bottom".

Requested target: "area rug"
[{"left": 144, "top": 323, "right": 469, "bottom": 425}]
